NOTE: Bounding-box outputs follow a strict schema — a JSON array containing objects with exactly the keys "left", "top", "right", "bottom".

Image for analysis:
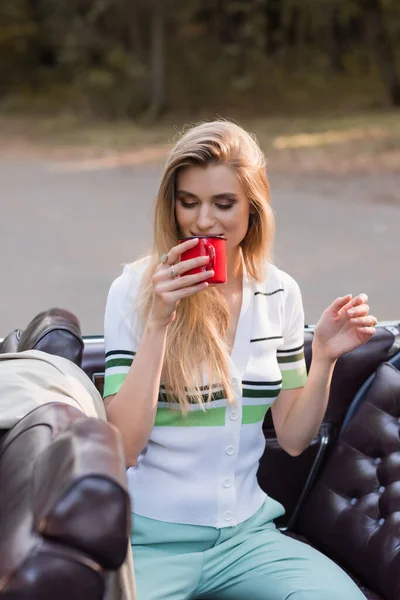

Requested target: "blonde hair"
[{"left": 137, "top": 120, "right": 275, "bottom": 411}]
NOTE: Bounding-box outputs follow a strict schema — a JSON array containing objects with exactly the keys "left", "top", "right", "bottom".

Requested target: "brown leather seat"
[
  {"left": 17, "top": 308, "right": 84, "bottom": 366},
  {"left": 77, "top": 326, "right": 400, "bottom": 598},
  {"left": 0, "top": 329, "right": 22, "bottom": 354},
  {"left": 2, "top": 321, "right": 397, "bottom": 599},
  {"left": 0, "top": 402, "right": 130, "bottom": 599},
  {"left": 293, "top": 362, "right": 400, "bottom": 600},
  {"left": 259, "top": 327, "right": 400, "bottom": 528},
  {"left": 200, "top": 361, "right": 400, "bottom": 600}
]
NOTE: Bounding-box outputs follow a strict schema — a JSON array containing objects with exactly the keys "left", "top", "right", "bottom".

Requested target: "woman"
[{"left": 104, "top": 121, "right": 376, "bottom": 600}]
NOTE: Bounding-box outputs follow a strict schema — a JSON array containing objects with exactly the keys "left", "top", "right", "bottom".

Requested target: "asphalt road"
[{"left": 1, "top": 158, "right": 399, "bottom": 335}]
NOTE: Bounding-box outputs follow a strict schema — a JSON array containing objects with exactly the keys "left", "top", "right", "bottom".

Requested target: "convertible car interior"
[{"left": 0, "top": 309, "right": 399, "bottom": 599}]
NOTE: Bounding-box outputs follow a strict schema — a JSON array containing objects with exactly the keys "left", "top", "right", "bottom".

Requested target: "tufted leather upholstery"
[
  {"left": 77, "top": 328, "right": 400, "bottom": 531},
  {"left": 257, "top": 423, "right": 333, "bottom": 528},
  {"left": 259, "top": 327, "right": 400, "bottom": 527},
  {"left": 0, "top": 403, "right": 130, "bottom": 599},
  {"left": 295, "top": 362, "right": 400, "bottom": 600},
  {"left": 322, "top": 328, "right": 400, "bottom": 427},
  {"left": 2, "top": 319, "right": 396, "bottom": 598},
  {"left": 263, "top": 327, "right": 399, "bottom": 431}
]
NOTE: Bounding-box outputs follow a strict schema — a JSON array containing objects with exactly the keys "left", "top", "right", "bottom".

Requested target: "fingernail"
[{"left": 348, "top": 309, "right": 355, "bottom": 316}]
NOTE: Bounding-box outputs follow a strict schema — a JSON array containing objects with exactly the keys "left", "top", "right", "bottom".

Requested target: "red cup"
[{"left": 179, "top": 236, "right": 227, "bottom": 284}]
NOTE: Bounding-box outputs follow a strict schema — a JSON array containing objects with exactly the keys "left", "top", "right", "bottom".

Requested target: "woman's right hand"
[{"left": 149, "top": 238, "right": 213, "bottom": 329}]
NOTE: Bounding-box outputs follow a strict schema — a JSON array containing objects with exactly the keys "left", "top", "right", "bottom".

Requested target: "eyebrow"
[{"left": 176, "top": 190, "right": 238, "bottom": 200}]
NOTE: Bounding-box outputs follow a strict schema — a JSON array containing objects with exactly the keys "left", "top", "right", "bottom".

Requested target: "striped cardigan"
[{"left": 104, "top": 258, "right": 307, "bottom": 527}]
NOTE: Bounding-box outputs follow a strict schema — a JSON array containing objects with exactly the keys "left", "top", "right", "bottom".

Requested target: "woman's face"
[{"left": 175, "top": 164, "right": 251, "bottom": 253}]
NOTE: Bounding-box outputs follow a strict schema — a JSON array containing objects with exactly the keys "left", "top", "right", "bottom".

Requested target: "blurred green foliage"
[{"left": 0, "top": 0, "right": 399, "bottom": 118}]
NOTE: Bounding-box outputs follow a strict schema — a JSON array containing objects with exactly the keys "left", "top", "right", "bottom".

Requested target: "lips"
[{"left": 190, "top": 232, "right": 224, "bottom": 237}]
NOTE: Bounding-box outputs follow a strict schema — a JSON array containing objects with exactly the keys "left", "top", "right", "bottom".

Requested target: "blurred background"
[{"left": 0, "top": 0, "right": 399, "bottom": 334}]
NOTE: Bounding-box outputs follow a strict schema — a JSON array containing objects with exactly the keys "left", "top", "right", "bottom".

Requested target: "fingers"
[
  {"left": 166, "top": 281, "right": 210, "bottom": 303},
  {"left": 357, "top": 326, "right": 376, "bottom": 337},
  {"left": 151, "top": 239, "right": 211, "bottom": 325},
  {"left": 154, "top": 255, "right": 210, "bottom": 284},
  {"left": 159, "top": 268, "right": 214, "bottom": 292},
  {"left": 349, "top": 293, "right": 368, "bottom": 307},
  {"left": 347, "top": 303, "right": 370, "bottom": 318},
  {"left": 342, "top": 293, "right": 377, "bottom": 335},
  {"left": 331, "top": 294, "right": 352, "bottom": 314},
  {"left": 165, "top": 237, "right": 199, "bottom": 265},
  {"left": 154, "top": 278, "right": 211, "bottom": 310},
  {"left": 349, "top": 315, "right": 377, "bottom": 328},
  {"left": 337, "top": 293, "right": 368, "bottom": 316},
  {"left": 174, "top": 255, "right": 210, "bottom": 277}
]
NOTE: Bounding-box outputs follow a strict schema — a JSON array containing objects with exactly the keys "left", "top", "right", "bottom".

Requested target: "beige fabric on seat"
[{"left": 0, "top": 349, "right": 136, "bottom": 600}]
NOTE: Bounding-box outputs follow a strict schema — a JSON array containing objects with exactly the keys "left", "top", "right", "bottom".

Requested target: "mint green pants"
[{"left": 131, "top": 498, "right": 366, "bottom": 600}]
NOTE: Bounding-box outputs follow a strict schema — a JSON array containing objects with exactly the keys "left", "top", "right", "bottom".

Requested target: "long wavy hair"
[{"left": 136, "top": 120, "right": 275, "bottom": 411}]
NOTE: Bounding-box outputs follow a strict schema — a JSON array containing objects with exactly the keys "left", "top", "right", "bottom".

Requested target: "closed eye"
[
  {"left": 216, "top": 203, "right": 234, "bottom": 210},
  {"left": 178, "top": 199, "right": 198, "bottom": 208}
]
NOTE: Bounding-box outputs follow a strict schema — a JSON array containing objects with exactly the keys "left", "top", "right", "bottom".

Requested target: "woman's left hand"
[{"left": 313, "top": 294, "right": 377, "bottom": 361}]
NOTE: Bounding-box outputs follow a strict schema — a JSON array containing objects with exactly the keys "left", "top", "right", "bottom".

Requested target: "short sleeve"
[
  {"left": 103, "top": 265, "right": 143, "bottom": 398},
  {"left": 278, "top": 274, "right": 308, "bottom": 390}
]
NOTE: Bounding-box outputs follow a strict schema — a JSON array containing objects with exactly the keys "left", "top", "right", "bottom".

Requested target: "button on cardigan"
[{"left": 104, "top": 258, "right": 307, "bottom": 527}]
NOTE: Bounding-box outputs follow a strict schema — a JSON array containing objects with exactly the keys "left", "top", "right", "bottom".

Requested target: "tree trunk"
[
  {"left": 149, "top": 0, "right": 166, "bottom": 116},
  {"left": 27, "top": 0, "right": 58, "bottom": 69},
  {"left": 284, "top": 5, "right": 300, "bottom": 72},
  {"left": 265, "top": 0, "right": 282, "bottom": 57},
  {"left": 125, "top": 0, "right": 145, "bottom": 63},
  {"left": 364, "top": 0, "right": 400, "bottom": 106},
  {"left": 326, "top": 6, "right": 344, "bottom": 72}
]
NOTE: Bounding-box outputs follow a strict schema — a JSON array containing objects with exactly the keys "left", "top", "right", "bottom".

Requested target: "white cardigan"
[{"left": 104, "top": 259, "right": 307, "bottom": 528}]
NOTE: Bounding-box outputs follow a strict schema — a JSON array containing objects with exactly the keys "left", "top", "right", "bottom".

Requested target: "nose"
[{"left": 196, "top": 205, "right": 215, "bottom": 231}]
